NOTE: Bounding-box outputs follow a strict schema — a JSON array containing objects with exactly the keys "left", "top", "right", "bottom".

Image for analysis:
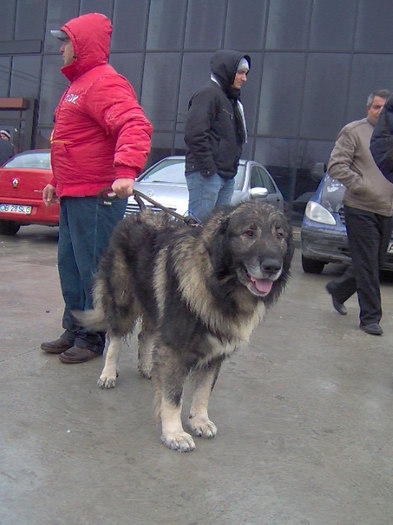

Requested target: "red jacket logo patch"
[{"left": 65, "top": 94, "right": 79, "bottom": 104}]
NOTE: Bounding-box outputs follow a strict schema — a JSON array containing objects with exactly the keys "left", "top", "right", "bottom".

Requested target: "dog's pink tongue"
[{"left": 251, "top": 277, "right": 273, "bottom": 293}]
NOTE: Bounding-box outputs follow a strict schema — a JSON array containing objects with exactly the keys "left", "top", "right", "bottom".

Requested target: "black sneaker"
[
  {"left": 359, "top": 323, "right": 383, "bottom": 336},
  {"left": 326, "top": 284, "right": 347, "bottom": 315}
]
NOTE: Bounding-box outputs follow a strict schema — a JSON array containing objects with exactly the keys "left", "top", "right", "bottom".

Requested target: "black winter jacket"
[
  {"left": 0, "top": 139, "right": 14, "bottom": 166},
  {"left": 370, "top": 95, "right": 393, "bottom": 183},
  {"left": 184, "top": 50, "right": 250, "bottom": 179}
]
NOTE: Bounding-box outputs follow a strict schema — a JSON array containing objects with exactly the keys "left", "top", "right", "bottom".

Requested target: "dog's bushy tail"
[
  {"left": 71, "top": 307, "right": 107, "bottom": 332},
  {"left": 71, "top": 279, "right": 107, "bottom": 331}
]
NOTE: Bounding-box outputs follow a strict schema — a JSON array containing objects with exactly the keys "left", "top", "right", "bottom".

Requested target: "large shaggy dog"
[{"left": 78, "top": 201, "right": 293, "bottom": 452}]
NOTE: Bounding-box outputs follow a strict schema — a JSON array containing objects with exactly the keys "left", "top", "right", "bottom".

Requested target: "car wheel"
[
  {"left": 0, "top": 220, "right": 21, "bottom": 236},
  {"left": 301, "top": 255, "right": 325, "bottom": 274}
]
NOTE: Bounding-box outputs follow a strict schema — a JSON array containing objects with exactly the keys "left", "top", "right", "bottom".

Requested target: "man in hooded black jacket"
[
  {"left": 184, "top": 49, "right": 250, "bottom": 223},
  {"left": 0, "top": 135, "right": 14, "bottom": 166}
]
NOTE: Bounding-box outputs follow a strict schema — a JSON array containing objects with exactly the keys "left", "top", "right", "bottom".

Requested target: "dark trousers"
[
  {"left": 328, "top": 206, "right": 392, "bottom": 325},
  {"left": 58, "top": 196, "right": 126, "bottom": 353}
]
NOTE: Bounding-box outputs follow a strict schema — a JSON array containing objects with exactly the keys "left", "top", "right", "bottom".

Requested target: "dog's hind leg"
[
  {"left": 137, "top": 320, "right": 154, "bottom": 379},
  {"left": 188, "top": 359, "right": 222, "bottom": 439},
  {"left": 153, "top": 345, "right": 195, "bottom": 452},
  {"left": 97, "top": 334, "right": 122, "bottom": 388}
]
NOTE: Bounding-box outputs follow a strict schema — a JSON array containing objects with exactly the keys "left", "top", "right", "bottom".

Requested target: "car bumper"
[
  {"left": 301, "top": 226, "right": 351, "bottom": 264},
  {"left": 381, "top": 245, "right": 393, "bottom": 271},
  {"left": 302, "top": 224, "right": 393, "bottom": 271},
  {"left": 0, "top": 200, "right": 59, "bottom": 226}
]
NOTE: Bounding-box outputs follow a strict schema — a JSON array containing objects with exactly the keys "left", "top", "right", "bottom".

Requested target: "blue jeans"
[
  {"left": 185, "top": 171, "right": 235, "bottom": 223},
  {"left": 58, "top": 196, "right": 126, "bottom": 353}
]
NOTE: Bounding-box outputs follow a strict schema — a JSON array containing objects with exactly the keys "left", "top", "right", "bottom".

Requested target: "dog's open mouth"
[{"left": 247, "top": 273, "right": 273, "bottom": 295}]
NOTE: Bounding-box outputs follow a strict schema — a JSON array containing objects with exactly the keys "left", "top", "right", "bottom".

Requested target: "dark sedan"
[{"left": 301, "top": 174, "right": 393, "bottom": 273}]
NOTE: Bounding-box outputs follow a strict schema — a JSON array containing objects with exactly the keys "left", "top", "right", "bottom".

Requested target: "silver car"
[{"left": 126, "top": 156, "right": 284, "bottom": 217}]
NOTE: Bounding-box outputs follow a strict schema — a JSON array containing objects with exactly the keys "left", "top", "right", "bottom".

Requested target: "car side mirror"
[
  {"left": 250, "top": 187, "right": 268, "bottom": 199},
  {"left": 311, "top": 162, "right": 326, "bottom": 181}
]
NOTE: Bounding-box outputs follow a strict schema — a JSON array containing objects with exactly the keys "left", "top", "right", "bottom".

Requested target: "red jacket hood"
[{"left": 61, "top": 13, "right": 112, "bottom": 81}]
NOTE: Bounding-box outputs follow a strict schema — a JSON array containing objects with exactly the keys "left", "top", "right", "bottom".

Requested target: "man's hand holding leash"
[{"left": 112, "top": 178, "right": 135, "bottom": 199}]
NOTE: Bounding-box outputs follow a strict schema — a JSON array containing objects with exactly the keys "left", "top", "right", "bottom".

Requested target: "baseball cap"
[{"left": 50, "top": 30, "right": 69, "bottom": 41}]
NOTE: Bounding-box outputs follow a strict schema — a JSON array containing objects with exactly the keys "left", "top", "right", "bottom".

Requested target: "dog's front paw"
[
  {"left": 188, "top": 416, "right": 217, "bottom": 439},
  {"left": 97, "top": 367, "right": 118, "bottom": 389},
  {"left": 161, "top": 431, "right": 196, "bottom": 452}
]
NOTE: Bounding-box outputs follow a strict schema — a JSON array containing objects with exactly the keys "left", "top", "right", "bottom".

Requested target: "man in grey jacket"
[{"left": 326, "top": 89, "right": 393, "bottom": 335}]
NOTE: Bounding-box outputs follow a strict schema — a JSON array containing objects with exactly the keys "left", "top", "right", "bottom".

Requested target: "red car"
[{"left": 0, "top": 149, "right": 59, "bottom": 235}]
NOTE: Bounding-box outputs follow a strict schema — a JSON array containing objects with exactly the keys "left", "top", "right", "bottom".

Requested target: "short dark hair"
[{"left": 367, "top": 89, "right": 391, "bottom": 107}]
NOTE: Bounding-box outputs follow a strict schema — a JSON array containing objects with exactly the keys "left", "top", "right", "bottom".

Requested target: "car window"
[
  {"left": 141, "top": 160, "right": 186, "bottom": 184},
  {"left": 141, "top": 158, "right": 246, "bottom": 190},
  {"left": 4, "top": 152, "right": 51, "bottom": 170},
  {"left": 250, "top": 166, "right": 263, "bottom": 188},
  {"left": 258, "top": 166, "right": 277, "bottom": 194},
  {"left": 250, "top": 166, "right": 276, "bottom": 194},
  {"left": 321, "top": 174, "right": 345, "bottom": 212}
]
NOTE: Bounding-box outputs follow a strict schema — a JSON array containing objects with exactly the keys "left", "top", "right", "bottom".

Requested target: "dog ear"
[{"left": 206, "top": 216, "right": 232, "bottom": 280}]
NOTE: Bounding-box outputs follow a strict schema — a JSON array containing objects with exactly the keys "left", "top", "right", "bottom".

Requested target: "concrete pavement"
[{"left": 1, "top": 225, "right": 393, "bottom": 525}]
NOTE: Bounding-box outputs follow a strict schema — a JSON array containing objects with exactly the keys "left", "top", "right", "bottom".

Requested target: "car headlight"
[{"left": 305, "top": 201, "right": 336, "bottom": 225}]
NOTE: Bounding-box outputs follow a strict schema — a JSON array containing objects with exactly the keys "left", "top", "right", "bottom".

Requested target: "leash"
[{"left": 98, "top": 187, "right": 201, "bottom": 226}]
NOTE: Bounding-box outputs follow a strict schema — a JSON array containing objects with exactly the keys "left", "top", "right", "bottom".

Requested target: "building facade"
[{"left": 1, "top": 0, "right": 393, "bottom": 219}]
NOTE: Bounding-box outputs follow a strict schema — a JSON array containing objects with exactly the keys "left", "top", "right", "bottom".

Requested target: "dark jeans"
[
  {"left": 58, "top": 196, "right": 126, "bottom": 353},
  {"left": 326, "top": 263, "right": 356, "bottom": 303},
  {"left": 328, "top": 206, "right": 392, "bottom": 325}
]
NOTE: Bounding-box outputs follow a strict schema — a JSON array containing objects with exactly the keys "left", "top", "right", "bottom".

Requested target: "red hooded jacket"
[{"left": 50, "top": 13, "right": 153, "bottom": 197}]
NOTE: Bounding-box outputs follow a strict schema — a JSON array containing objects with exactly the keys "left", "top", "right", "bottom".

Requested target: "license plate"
[
  {"left": 387, "top": 242, "right": 393, "bottom": 254},
  {"left": 0, "top": 203, "right": 32, "bottom": 215}
]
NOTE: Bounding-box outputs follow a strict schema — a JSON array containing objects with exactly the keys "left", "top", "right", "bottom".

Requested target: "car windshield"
[
  {"left": 321, "top": 174, "right": 345, "bottom": 212},
  {"left": 4, "top": 152, "right": 51, "bottom": 170},
  {"left": 141, "top": 159, "right": 185, "bottom": 184},
  {"left": 140, "top": 158, "right": 245, "bottom": 190}
]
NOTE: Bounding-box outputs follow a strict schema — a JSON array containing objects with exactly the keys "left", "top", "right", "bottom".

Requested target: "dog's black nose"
[{"left": 261, "top": 257, "right": 281, "bottom": 274}]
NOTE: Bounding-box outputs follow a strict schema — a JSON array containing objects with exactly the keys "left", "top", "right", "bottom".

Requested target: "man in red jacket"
[{"left": 41, "top": 13, "right": 153, "bottom": 363}]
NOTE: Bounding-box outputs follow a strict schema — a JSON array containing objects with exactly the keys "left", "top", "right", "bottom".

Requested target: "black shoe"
[
  {"left": 41, "top": 336, "right": 74, "bottom": 354},
  {"left": 359, "top": 323, "right": 383, "bottom": 336},
  {"left": 326, "top": 284, "right": 347, "bottom": 315}
]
